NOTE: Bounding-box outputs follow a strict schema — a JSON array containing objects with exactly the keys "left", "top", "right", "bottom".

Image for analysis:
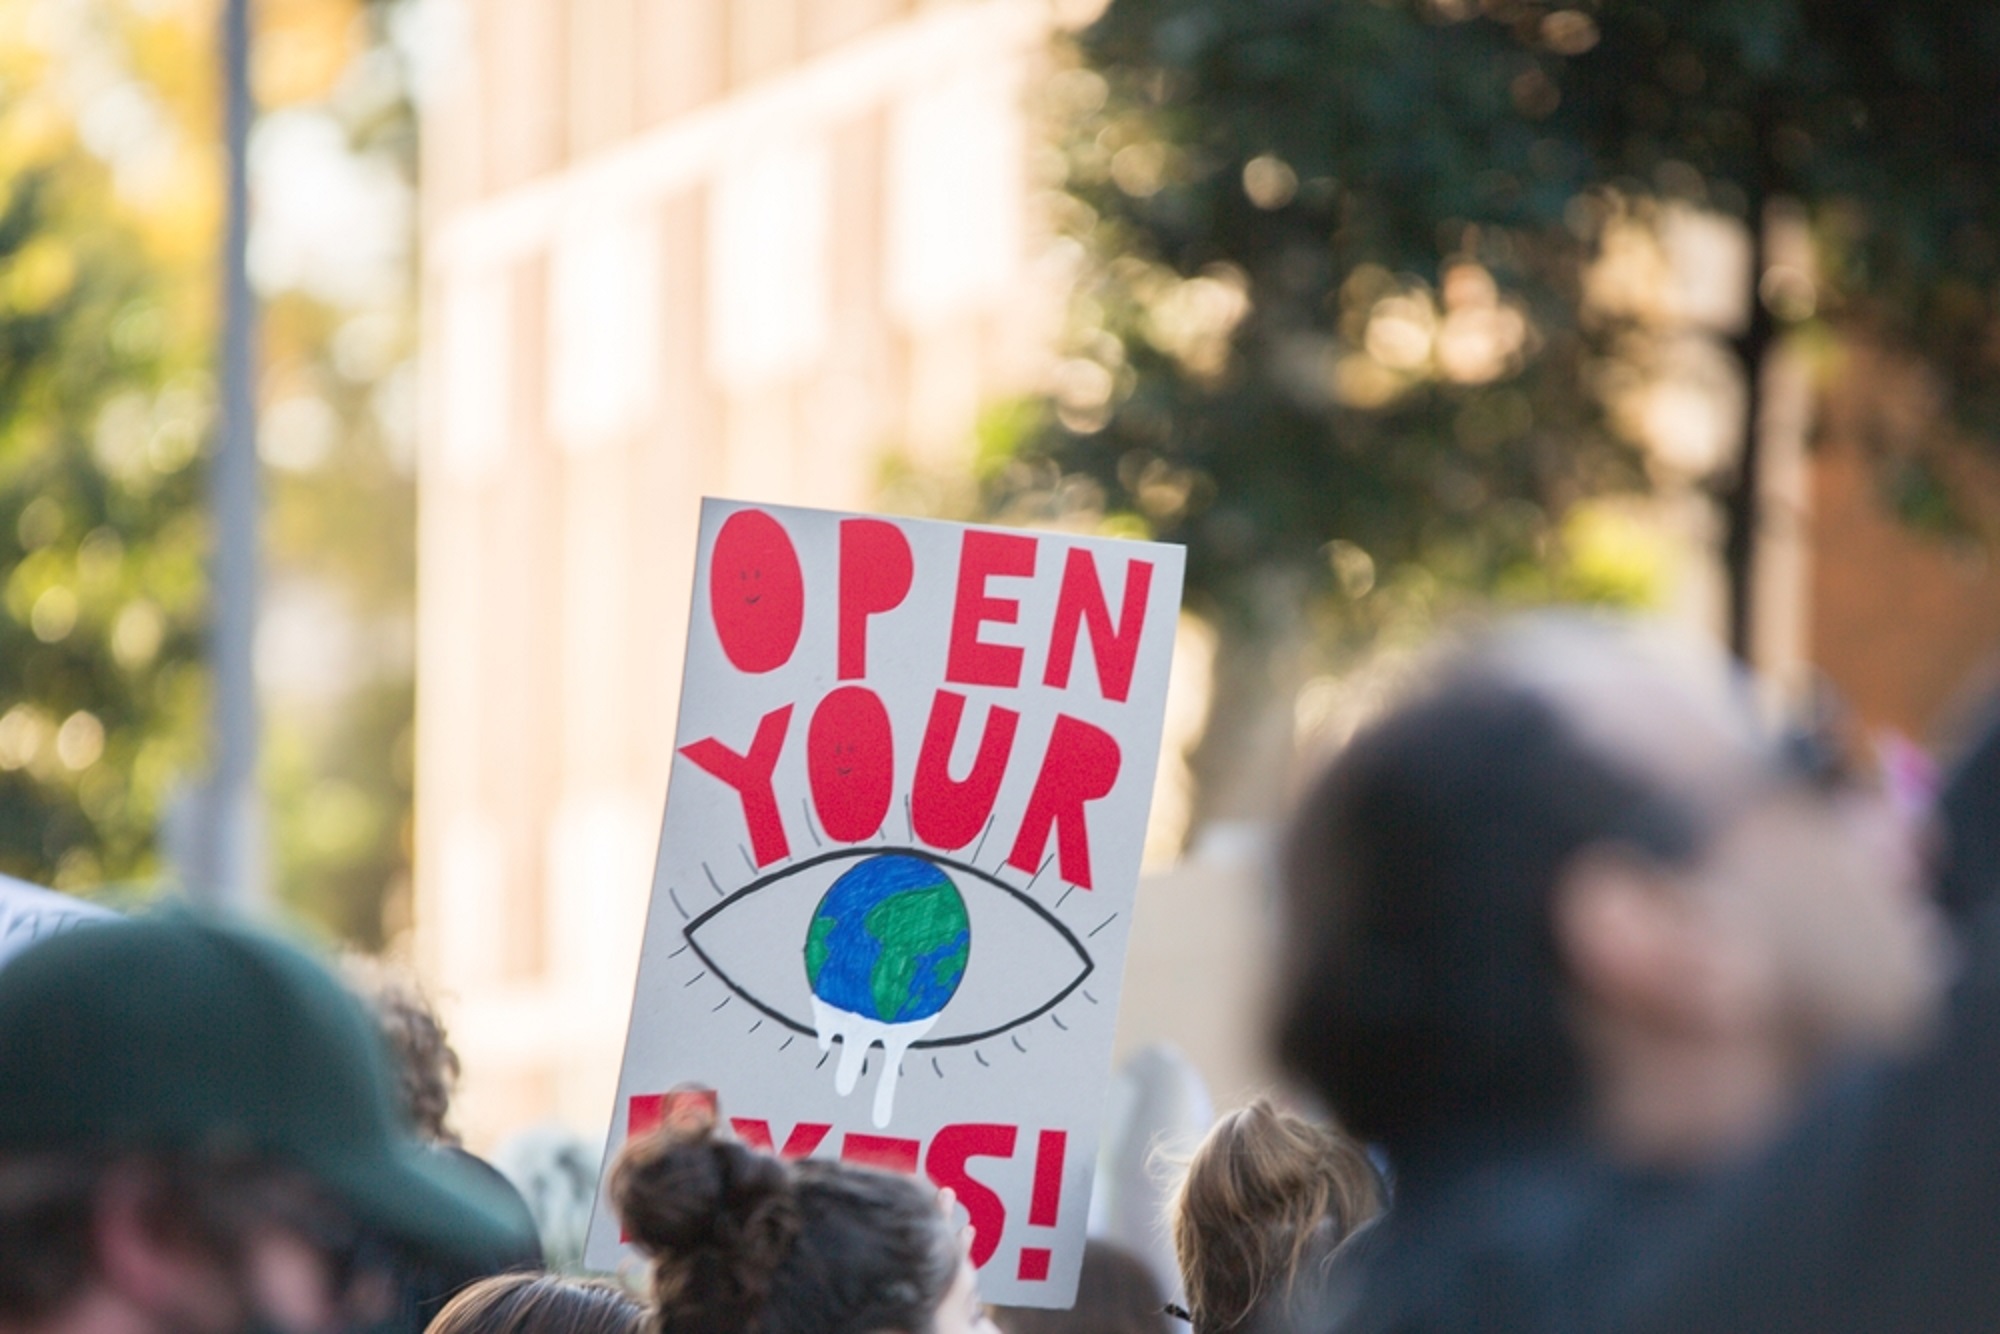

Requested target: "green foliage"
[
  {"left": 1543, "top": 3, "right": 2000, "bottom": 424},
  {"left": 1005, "top": 0, "right": 2000, "bottom": 637},
  {"left": 0, "top": 160, "right": 207, "bottom": 892},
  {"left": 0, "top": 0, "right": 422, "bottom": 944},
  {"left": 266, "top": 674, "right": 414, "bottom": 946},
  {"left": 1004, "top": 0, "right": 1640, "bottom": 637}
]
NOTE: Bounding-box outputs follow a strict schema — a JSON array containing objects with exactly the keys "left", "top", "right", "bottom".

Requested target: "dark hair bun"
[{"left": 610, "top": 1110, "right": 801, "bottom": 1334}]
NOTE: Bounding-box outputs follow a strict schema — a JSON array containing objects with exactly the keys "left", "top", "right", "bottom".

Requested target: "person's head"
[
  {"left": 345, "top": 959, "right": 462, "bottom": 1147},
  {"left": 1276, "top": 615, "right": 1943, "bottom": 1166},
  {"left": 0, "top": 912, "right": 533, "bottom": 1334},
  {"left": 1171, "top": 1100, "right": 1380, "bottom": 1334},
  {"left": 990, "top": 1240, "right": 1167, "bottom": 1334},
  {"left": 424, "top": 1274, "right": 644, "bottom": 1334},
  {"left": 610, "top": 1112, "right": 990, "bottom": 1334}
]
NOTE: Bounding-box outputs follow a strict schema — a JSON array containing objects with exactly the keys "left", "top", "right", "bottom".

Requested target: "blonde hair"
[{"left": 1171, "top": 1098, "right": 1381, "bottom": 1334}]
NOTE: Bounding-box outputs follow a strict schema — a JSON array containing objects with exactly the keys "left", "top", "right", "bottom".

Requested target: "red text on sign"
[
  {"left": 709, "top": 510, "right": 806, "bottom": 674},
  {"left": 1043, "top": 549, "right": 1155, "bottom": 704},
  {"left": 625, "top": 1095, "right": 1070, "bottom": 1282},
  {"left": 839, "top": 519, "right": 914, "bottom": 680},
  {"left": 946, "top": 531, "right": 1037, "bottom": 689}
]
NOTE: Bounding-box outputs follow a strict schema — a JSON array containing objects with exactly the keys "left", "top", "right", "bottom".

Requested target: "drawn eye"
[{"left": 674, "top": 845, "right": 1096, "bottom": 1127}]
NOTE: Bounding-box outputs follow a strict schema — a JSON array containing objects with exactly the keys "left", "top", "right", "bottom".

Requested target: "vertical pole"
[
  {"left": 196, "top": 0, "right": 263, "bottom": 911},
  {"left": 1722, "top": 92, "right": 1785, "bottom": 667},
  {"left": 1724, "top": 195, "right": 1773, "bottom": 665}
]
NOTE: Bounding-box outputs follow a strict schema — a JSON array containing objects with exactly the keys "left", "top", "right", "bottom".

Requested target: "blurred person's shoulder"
[{"left": 1319, "top": 1140, "right": 1689, "bottom": 1334}]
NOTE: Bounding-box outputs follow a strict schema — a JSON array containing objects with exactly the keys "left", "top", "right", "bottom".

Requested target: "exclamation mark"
[{"left": 1015, "top": 1129, "right": 1068, "bottom": 1282}]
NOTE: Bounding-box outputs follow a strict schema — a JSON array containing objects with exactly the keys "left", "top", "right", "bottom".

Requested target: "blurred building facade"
[{"left": 413, "top": 0, "right": 1067, "bottom": 1145}]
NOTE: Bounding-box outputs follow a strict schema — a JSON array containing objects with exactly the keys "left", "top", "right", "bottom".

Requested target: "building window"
[
  {"left": 548, "top": 207, "right": 662, "bottom": 449},
  {"left": 886, "top": 69, "right": 1021, "bottom": 327},
  {"left": 706, "top": 143, "right": 832, "bottom": 388},
  {"left": 439, "top": 265, "right": 514, "bottom": 481}
]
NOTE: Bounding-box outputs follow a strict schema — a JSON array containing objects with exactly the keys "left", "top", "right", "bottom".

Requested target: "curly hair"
[
  {"left": 344, "top": 959, "right": 461, "bottom": 1146},
  {"left": 610, "top": 1107, "right": 958, "bottom": 1334}
]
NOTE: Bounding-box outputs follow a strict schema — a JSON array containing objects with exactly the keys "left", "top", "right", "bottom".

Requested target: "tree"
[
  {"left": 0, "top": 72, "right": 209, "bottom": 890},
  {"left": 997, "top": 0, "right": 1647, "bottom": 823},
  {"left": 0, "top": 0, "right": 424, "bottom": 946},
  {"left": 1542, "top": 1, "right": 2000, "bottom": 651},
  {"left": 998, "top": 0, "right": 2000, "bottom": 823}
]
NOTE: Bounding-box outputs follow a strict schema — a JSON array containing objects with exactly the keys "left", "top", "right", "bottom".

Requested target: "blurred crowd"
[{"left": 1, "top": 612, "right": 1996, "bottom": 1334}]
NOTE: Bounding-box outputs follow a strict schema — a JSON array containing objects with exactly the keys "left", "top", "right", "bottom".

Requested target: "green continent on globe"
[
  {"left": 864, "top": 884, "right": 970, "bottom": 1024},
  {"left": 805, "top": 913, "right": 836, "bottom": 984},
  {"left": 803, "top": 854, "right": 971, "bottom": 1024}
]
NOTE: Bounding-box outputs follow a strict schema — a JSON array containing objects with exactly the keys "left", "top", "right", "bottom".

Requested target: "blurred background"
[{"left": 8, "top": 0, "right": 2000, "bottom": 1191}]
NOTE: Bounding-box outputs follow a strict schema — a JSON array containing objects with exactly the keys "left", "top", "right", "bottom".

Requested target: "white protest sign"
[
  {"left": 0, "top": 876, "right": 114, "bottom": 972},
  {"left": 586, "top": 500, "right": 1184, "bottom": 1307}
]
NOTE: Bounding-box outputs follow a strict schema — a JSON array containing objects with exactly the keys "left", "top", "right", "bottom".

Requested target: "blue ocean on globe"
[{"left": 804, "top": 854, "right": 970, "bottom": 1025}]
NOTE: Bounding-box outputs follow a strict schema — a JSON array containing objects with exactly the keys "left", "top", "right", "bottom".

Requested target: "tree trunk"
[
  {"left": 1185, "top": 573, "right": 1310, "bottom": 851},
  {"left": 1722, "top": 193, "right": 1776, "bottom": 664},
  {"left": 1722, "top": 93, "right": 1788, "bottom": 666}
]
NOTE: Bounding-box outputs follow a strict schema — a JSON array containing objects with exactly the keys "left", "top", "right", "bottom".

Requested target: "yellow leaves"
[
  {"left": 93, "top": 390, "right": 156, "bottom": 483},
  {"left": 297, "top": 779, "right": 377, "bottom": 860},
  {"left": 16, "top": 496, "right": 65, "bottom": 550},
  {"left": 0, "top": 705, "right": 55, "bottom": 774},
  {"left": 1557, "top": 501, "right": 1669, "bottom": 608},
  {"left": 255, "top": 0, "right": 365, "bottom": 108},
  {"left": 112, "top": 600, "right": 167, "bottom": 669},
  {"left": 8, "top": 546, "right": 69, "bottom": 634},
  {"left": 31, "top": 585, "right": 79, "bottom": 642},
  {"left": 55, "top": 711, "right": 106, "bottom": 770},
  {"left": 2, "top": 235, "right": 77, "bottom": 313},
  {"left": 0, "top": 2, "right": 216, "bottom": 315},
  {"left": 123, "top": 0, "right": 219, "bottom": 130},
  {"left": 126, "top": 138, "right": 221, "bottom": 265},
  {"left": 91, "top": 380, "right": 214, "bottom": 490},
  {"left": 1139, "top": 264, "right": 1250, "bottom": 381},
  {"left": 0, "top": 98, "right": 70, "bottom": 176},
  {"left": 0, "top": 703, "right": 113, "bottom": 797},
  {"left": 1324, "top": 262, "right": 1533, "bottom": 407}
]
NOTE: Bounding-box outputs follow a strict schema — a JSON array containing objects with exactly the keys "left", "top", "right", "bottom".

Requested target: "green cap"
[{"left": 0, "top": 910, "right": 529, "bottom": 1267}]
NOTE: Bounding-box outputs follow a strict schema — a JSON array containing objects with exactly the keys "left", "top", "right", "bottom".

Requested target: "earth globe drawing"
[
  {"left": 806, "top": 853, "right": 970, "bottom": 1023},
  {"left": 803, "top": 853, "right": 970, "bottom": 1126}
]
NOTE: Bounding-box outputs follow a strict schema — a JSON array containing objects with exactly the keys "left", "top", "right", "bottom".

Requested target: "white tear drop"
[{"left": 811, "top": 995, "right": 940, "bottom": 1128}]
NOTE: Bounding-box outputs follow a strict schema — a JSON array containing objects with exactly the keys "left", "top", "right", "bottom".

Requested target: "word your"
[
  {"left": 682, "top": 512, "right": 1158, "bottom": 891},
  {"left": 629, "top": 1089, "right": 1071, "bottom": 1283}
]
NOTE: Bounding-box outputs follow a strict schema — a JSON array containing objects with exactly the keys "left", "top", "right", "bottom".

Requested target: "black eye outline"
[{"left": 682, "top": 846, "right": 1095, "bottom": 1049}]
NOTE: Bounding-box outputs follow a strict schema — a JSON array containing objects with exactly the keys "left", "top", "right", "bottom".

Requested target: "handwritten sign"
[
  {"left": 0, "top": 876, "right": 113, "bottom": 973},
  {"left": 585, "top": 501, "right": 1184, "bottom": 1306}
]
